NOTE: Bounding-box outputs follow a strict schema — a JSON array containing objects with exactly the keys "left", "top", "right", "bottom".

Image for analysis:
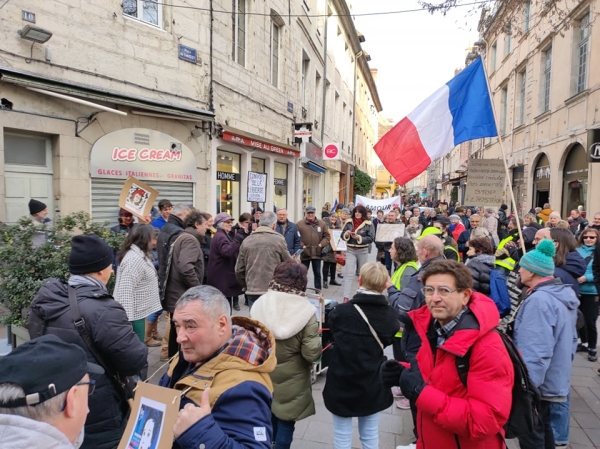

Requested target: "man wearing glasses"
[
  {"left": 381, "top": 259, "right": 513, "bottom": 449},
  {"left": 0, "top": 334, "right": 103, "bottom": 448}
]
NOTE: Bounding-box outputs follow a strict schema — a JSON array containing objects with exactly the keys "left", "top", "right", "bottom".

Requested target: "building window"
[
  {"left": 576, "top": 13, "right": 590, "bottom": 94},
  {"left": 523, "top": 2, "right": 530, "bottom": 31},
  {"left": 232, "top": 0, "right": 246, "bottom": 66},
  {"left": 270, "top": 21, "right": 280, "bottom": 87},
  {"left": 491, "top": 42, "right": 497, "bottom": 72},
  {"left": 500, "top": 86, "right": 508, "bottom": 135},
  {"left": 123, "top": 0, "right": 161, "bottom": 27},
  {"left": 274, "top": 162, "right": 288, "bottom": 210},
  {"left": 518, "top": 69, "right": 526, "bottom": 126},
  {"left": 505, "top": 25, "right": 511, "bottom": 56},
  {"left": 542, "top": 46, "right": 552, "bottom": 112},
  {"left": 301, "top": 52, "right": 310, "bottom": 109}
]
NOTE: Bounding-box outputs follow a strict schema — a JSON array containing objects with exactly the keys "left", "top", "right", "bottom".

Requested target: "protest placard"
[
  {"left": 247, "top": 171, "right": 267, "bottom": 202},
  {"left": 463, "top": 159, "right": 506, "bottom": 207},
  {"left": 375, "top": 223, "right": 405, "bottom": 243},
  {"left": 329, "top": 229, "right": 348, "bottom": 251},
  {"left": 119, "top": 177, "right": 159, "bottom": 220}
]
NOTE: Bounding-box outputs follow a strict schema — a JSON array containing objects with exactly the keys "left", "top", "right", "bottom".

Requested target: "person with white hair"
[{"left": 481, "top": 207, "right": 499, "bottom": 246}]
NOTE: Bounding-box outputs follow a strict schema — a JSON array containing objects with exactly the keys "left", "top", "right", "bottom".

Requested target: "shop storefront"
[
  {"left": 301, "top": 142, "right": 327, "bottom": 212},
  {"left": 213, "top": 125, "right": 299, "bottom": 219},
  {"left": 532, "top": 153, "right": 551, "bottom": 209},
  {"left": 90, "top": 128, "right": 196, "bottom": 225},
  {"left": 562, "top": 143, "right": 588, "bottom": 217},
  {"left": 511, "top": 165, "right": 525, "bottom": 216}
]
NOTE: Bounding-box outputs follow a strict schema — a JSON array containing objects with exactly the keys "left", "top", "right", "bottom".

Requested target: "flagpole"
[{"left": 476, "top": 44, "right": 527, "bottom": 254}]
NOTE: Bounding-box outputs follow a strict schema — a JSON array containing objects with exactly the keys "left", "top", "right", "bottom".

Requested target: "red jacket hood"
[{"left": 408, "top": 291, "right": 500, "bottom": 357}]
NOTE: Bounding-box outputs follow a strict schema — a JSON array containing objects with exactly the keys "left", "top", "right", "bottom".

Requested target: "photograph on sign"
[
  {"left": 463, "top": 159, "right": 506, "bottom": 207},
  {"left": 247, "top": 171, "right": 267, "bottom": 203},
  {"left": 118, "top": 382, "right": 180, "bottom": 449},
  {"left": 375, "top": 223, "right": 405, "bottom": 243},
  {"left": 329, "top": 230, "right": 348, "bottom": 251},
  {"left": 119, "top": 176, "right": 159, "bottom": 220}
]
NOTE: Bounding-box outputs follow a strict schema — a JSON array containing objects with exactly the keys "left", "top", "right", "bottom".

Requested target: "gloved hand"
[
  {"left": 400, "top": 361, "right": 426, "bottom": 402},
  {"left": 380, "top": 359, "right": 404, "bottom": 389}
]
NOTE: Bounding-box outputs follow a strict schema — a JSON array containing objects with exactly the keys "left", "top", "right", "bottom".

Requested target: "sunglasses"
[{"left": 583, "top": 236, "right": 597, "bottom": 240}]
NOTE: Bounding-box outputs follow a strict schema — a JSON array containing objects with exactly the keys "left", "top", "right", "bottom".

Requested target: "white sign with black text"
[{"left": 247, "top": 171, "right": 267, "bottom": 202}]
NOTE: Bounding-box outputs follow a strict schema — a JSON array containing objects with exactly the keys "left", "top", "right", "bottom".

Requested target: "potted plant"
[{"left": 0, "top": 212, "right": 125, "bottom": 347}]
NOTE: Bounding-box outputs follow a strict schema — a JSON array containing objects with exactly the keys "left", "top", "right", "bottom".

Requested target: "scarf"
[
  {"left": 68, "top": 275, "right": 108, "bottom": 293},
  {"left": 352, "top": 217, "right": 363, "bottom": 232},
  {"left": 355, "top": 286, "right": 381, "bottom": 295},
  {"left": 268, "top": 279, "right": 306, "bottom": 297}
]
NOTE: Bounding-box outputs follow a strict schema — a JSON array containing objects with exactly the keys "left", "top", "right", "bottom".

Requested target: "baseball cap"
[
  {"left": 0, "top": 334, "right": 104, "bottom": 408},
  {"left": 305, "top": 206, "right": 316, "bottom": 213}
]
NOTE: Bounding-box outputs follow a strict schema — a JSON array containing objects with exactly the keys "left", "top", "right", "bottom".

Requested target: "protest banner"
[
  {"left": 375, "top": 223, "right": 405, "bottom": 243},
  {"left": 119, "top": 176, "right": 159, "bottom": 220},
  {"left": 355, "top": 195, "right": 402, "bottom": 213},
  {"left": 463, "top": 159, "right": 506, "bottom": 207}
]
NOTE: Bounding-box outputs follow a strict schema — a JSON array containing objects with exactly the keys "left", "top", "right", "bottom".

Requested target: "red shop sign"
[{"left": 222, "top": 132, "right": 300, "bottom": 157}]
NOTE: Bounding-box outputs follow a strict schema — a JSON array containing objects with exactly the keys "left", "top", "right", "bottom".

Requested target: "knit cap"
[
  {"left": 29, "top": 199, "right": 47, "bottom": 215},
  {"left": 519, "top": 239, "right": 555, "bottom": 277},
  {"left": 68, "top": 234, "right": 114, "bottom": 274}
]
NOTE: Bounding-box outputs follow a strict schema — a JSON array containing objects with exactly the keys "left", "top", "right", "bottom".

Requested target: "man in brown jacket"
[
  {"left": 296, "top": 206, "right": 331, "bottom": 292},
  {"left": 235, "top": 211, "right": 290, "bottom": 309}
]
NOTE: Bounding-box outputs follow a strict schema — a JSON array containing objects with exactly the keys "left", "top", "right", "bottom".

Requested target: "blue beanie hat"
[{"left": 520, "top": 239, "right": 555, "bottom": 277}]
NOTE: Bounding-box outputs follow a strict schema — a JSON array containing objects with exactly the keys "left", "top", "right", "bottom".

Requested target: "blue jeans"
[
  {"left": 550, "top": 394, "right": 570, "bottom": 445},
  {"left": 146, "top": 310, "right": 162, "bottom": 323},
  {"left": 332, "top": 413, "right": 379, "bottom": 449},
  {"left": 271, "top": 415, "right": 295, "bottom": 449}
]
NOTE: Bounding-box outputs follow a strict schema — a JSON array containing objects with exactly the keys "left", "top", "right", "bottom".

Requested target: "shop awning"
[
  {"left": 0, "top": 67, "right": 215, "bottom": 122},
  {"left": 220, "top": 124, "right": 300, "bottom": 157},
  {"left": 304, "top": 160, "right": 327, "bottom": 174}
]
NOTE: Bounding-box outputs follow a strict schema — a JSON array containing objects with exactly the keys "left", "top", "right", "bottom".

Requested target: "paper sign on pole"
[
  {"left": 463, "top": 159, "right": 506, "bottom": 207},
  {"left": 247, "top": 171, "right": 267, "bottom": 202},
  {"left": 119, "top": 176, "right": 159, "bottom": 220},
  {"left": 355, "top": 195, "right": 402, "bottom": 213}
]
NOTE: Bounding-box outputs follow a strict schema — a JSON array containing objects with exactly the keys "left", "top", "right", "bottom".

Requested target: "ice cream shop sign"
[{"left": 90, "top": 128, "right": 197, "bottom": 182}]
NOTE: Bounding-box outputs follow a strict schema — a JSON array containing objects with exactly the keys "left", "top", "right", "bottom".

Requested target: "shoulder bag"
[{"left": 353, "top": 304, "right": 384, "bottom": 350}]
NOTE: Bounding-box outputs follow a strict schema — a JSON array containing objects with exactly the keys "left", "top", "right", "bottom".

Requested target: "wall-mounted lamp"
[{"left": 18, "top": 25, "right": 53, "bottom": 43}]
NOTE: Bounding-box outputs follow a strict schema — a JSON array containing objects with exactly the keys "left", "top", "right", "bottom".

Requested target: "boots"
[
  {"left": 145, "top": 320, "right": 161, "bottom": 347},
  {"left": 159, "top": 314, "right": 170, "bottom": 361},
  {"left": 233, "top": 296, "right": 240, "bottom": 311},
  {"left": 152, "top": 314, "right": 163, "bottom": 340}
]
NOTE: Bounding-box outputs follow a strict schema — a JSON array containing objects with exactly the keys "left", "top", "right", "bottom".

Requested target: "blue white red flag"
[{"left": 374, "top": 57, "right": 497, "bottom": 185}]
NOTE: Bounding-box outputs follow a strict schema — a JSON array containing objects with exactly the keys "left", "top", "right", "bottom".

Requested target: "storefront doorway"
[
  {"left": 532, "top": 153, "right": 551, "bottom": 209},
  {"left": 562, "top": 144, "right": 588, "bottom": 217}
]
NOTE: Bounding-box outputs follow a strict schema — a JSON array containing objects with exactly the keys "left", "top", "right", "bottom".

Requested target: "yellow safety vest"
[
  {"left": 392, "top": 261, "right": 419, "bottom": 338},
  {"left": 445, "top": 245, "right": 460, "bottom": 261},
  {"left": 495, "top": 234, "right": 516, "bottom": 271}
]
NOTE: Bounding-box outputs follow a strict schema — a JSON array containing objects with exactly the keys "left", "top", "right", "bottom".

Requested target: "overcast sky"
[{"left": 351, "top": 0, "right": 481, "bottom": 124}]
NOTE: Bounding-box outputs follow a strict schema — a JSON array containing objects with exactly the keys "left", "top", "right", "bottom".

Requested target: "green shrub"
[
  {"left": 0, "top": 212, "right": 125, "bottom": 326},
  {"left": 353, "top": 167, "right": 374, "bottom": 196}
]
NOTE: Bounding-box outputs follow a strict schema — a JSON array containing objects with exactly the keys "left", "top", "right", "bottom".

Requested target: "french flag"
[{"left": 374, "top": 58, "right": 497, "bottom": 186}]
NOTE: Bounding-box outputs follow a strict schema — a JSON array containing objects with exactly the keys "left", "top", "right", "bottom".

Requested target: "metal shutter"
[{"left": 91, "top": 179, "right": 194, "bottom": 227}]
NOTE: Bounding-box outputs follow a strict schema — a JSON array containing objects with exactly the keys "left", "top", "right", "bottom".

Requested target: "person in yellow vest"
[
  {"left": 418, "top": 226, "right": 460, "bottom": 262},
  {"left": 495, "top": 217, "right": 521, "bottom": 273}
]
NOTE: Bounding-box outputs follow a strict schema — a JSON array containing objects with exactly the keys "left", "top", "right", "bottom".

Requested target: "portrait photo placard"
[
  {"left": 118, "top": 382, "right": 181, "bottom": 449},
  {"left": 119, "top": 176, "right": 159, "bottom": 220}
]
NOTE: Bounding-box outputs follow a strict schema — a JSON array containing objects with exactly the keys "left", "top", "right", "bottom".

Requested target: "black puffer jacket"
[
  {"left": 323, "top": 292, "right": 399, "bottom": 417},
  {"left": 157, "top": 214, "right": 185, "bottom": 292},
  {"left": 466, "top": 254, "right": 495, "bottom": 295},
  {"left": 28, "top": 279, "right": 148, "bottom": 442}
]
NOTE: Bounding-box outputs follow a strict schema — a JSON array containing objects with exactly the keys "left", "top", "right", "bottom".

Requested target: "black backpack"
[{"left": 455, "top": 329, "right": 541, "bottom": 439}]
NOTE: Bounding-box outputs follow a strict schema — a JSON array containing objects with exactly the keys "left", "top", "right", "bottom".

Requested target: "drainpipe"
[
  {"left": 348, "top": 51, "right": 362, "bottom": 204},
  {"left": 320, "top": 15, "right": 329, "bottom": 144},
  {"left": 209, "top": 0, "right": 214, "bottom": 113}
]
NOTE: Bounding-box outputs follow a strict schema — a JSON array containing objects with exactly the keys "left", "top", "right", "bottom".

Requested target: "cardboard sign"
[
  {"left": 375, "top": 223, "right": 406, "bottom": 243},
  {"left": 119, "top": 176, "right": 159, "bottom": 220},
  {"left": 329, "top": 229, "right": 347, "bottom": 251},
  {"left": 247, "top": 171, "right": 267, "bottom": 202},
  {"left": 463, "top": 159, "right": 506, "bottom": 207},
  {"left": 118, "top": 382, "right": 181, "bottom": 449}
]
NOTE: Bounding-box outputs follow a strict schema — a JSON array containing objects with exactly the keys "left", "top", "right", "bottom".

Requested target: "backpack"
[
  {"left": 489, "top": 268, "right": 511, "bottom": 318},
  {"left": 455, "top": 329, "right": 542, "bottom": 439}
]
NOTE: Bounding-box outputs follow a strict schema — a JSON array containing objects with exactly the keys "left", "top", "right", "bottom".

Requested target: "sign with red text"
[
  {"left": 90, "top": 128, "right": 197, "bottom": 182},
  {"left": 323, "top": 143, "right": 340, "bottom": 161},
  {"left": 222, "top": 130, "right": 300, "bottom": 157}
]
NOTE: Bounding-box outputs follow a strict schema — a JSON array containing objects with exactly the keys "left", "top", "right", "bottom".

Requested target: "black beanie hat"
[
  {"left": 68, "top": 234, "right": 114, "bottom": 274},
  {"left": 29, "top": 199, "right": 47, "bottom": 215}
]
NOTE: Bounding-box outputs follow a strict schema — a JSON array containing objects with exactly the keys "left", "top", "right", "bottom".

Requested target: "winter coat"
[
  {"left": 568, "top": 216, "right": 589, "bottom": 236},
  {"left": 404, "top": 292, "right": 513, "bottom": 449},
  {"left": 235, "top": 227, "right": 291, "bottom": 295},
  {"left": 157, "top": 214, "right": 185, "bottom": 293},
  {"left": 322, "top": 292, "right": 399, "bottom": 417},
  {"left": 457, "top": 228, "right": 493, "bottom": 254},
  {"left": 322, "top": 218, "right": 342, "bottom": 263},
  {"left": 465, "top": 254, "right": 495, "bottom": 296},
  {"left": 28, "top": 279, "right": 148, "bottom": 444},
  {"left": 296, "top": 218, "right": 330, "bottom": 260},
  {"left": 250, "top": 290, "right": 322, "bottom": 421},
  {"left": 341, "top": 219, "right": 374, "bottom": 248},
  {"left": 0, "top": 414, "right": 78, "bottom": 449},
  {"left": 275, "top": 220, "right": 302, "bottom": 255},
  {"left": 207, "top": 228, "right": 246, "bottom": 297},
  {"left": 577, "top": 244, "right": 597, "bottom": 295},
  {"left": 150, "top": 215, "right": 167, "bottom": 229},
  {"left": 113, "top": 244, "right": 162, "bottom": 321},
  {"left": 450, "top": 222, "right": 466, "bottom": 243},
  {"left": 554, "top": 250, "right": 587, "bottom": 297},
  {"left": 460, "top": 214, "right": 471, "bottom": 230},
  {"left": 537, "top": 208, "right": 553, "bottom": 223},
  {"left": 201, "top": 228, "right": 214, "bottom": 283},
  {"left": 482, "top": 214, "right": 499, "bottom": 245},
  {"left": 387, "top": 256, "right": 445, "bottom": 315},
  {"left": 160, "top": 317, "right": 276, "bottom": 449},
  {"left": 164, "top": 228, "right": 204, "bottom": 313},
  {"left": 514, "top": 279, "right": 579, "bottom": 398}
]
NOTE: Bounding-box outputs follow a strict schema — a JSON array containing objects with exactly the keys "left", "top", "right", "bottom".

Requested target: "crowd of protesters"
[{"left": 2, "top": 196, "right": 598, "bottom": 449}]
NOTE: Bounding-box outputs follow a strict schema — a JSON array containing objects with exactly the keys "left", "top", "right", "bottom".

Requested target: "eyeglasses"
[
  {"left": 533, "top": 237, "right": 554, "bottom": 243},
  {"left": 60, "top": 380, "right": 96, "bottom": 411},
  {"left": 583, "top": 236, "right": 597, "bottom": 240},
  {"left": 421, "top": 286, "right": 461, "bottom": 298}
]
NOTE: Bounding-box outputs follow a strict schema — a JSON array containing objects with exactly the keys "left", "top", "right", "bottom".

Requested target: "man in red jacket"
[{"left": 382, "top": 259, "right": 513, "bottom": 449}]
